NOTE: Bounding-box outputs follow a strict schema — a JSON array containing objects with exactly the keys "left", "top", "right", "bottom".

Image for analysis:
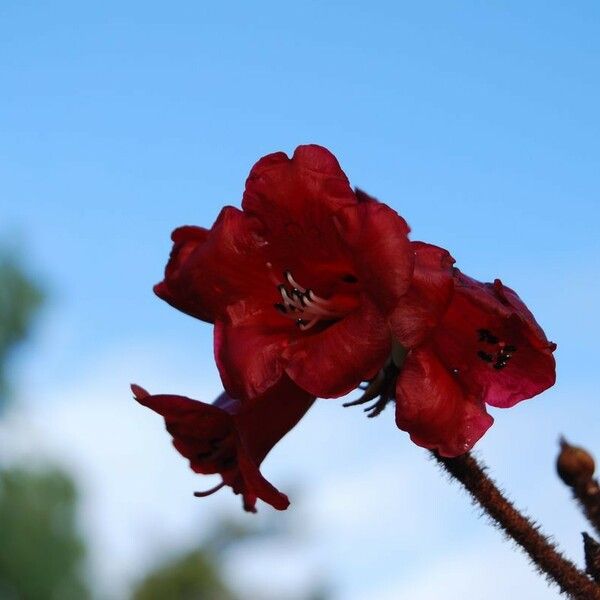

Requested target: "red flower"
[
  {"left": 131, "top": 378, "right": 314, "bottom": 512},
  {"left": 152, "top": 145, "right": 556, "bottom": 460},
  {"left": 393, "top": 256, "right": 556, "bottom": 457},
  {"left": 154, "top": 145, "right": 417, "bottom": 401}
]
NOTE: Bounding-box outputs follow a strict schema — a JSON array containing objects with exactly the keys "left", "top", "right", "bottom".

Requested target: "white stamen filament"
[
  {"left": 275, "top": 270, "right": 351, "bottom": 330},
  {"left": 280, "top": 286, "right": 339, "bottom": 318},
  {"left": 298, "top": 318, "right": 319, "bottom": 331},
  {"left": 285, "top": 271, "right": 306, "bottom": 293},
  {"left": 306, "top": 289, "right": 335, "bottom": 308}
]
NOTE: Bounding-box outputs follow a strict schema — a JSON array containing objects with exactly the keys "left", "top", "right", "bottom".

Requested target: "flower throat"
[{"left": 273, "top": 270, "right": 353, "bottom": 331}]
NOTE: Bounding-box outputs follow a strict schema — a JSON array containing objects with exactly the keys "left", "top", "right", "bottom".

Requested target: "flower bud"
[{"left": 556, "top": 437, "right": 596, "bottom": 487}]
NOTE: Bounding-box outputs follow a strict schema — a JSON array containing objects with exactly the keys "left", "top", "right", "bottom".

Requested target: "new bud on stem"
[{"left": 557, "top": 437, "right": 595, "bottom": 487}]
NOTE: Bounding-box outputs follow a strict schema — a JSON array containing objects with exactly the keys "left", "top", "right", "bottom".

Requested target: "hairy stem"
[
  {"left": 573, "top": 479, "right": 600, "bottom": 538},
  {"left": 434, "top": 451, "right": 600, "bottom": 600}
]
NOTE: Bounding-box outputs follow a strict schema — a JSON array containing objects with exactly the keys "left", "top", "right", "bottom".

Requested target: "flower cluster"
[{"left": 134, "top": 145, "right": 556, "bottom": 511}]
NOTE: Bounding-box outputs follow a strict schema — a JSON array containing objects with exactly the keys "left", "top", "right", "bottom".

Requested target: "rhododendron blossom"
[
  {"left": 145, "top": 143, "right": 557, "bottom": 479},
  {"left": 349, "top": 238, "right": 556, "bottom": 456},
  {"left": 154, "top": 145, "right": 425, "bottom": 402},
  {"left": 132, "top": 378, "right": 314, "bottom": 512},
  {"left": 393, "top": 269, "right": 556, "bottom": 456}
]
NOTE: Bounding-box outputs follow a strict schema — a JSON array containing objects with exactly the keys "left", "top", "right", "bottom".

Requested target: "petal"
[
  {"left": 155, "top": 206, "right": 272, "bottom": 322},
  {"left": 241, "top": 146, "right": 359, "bottom": 283},
  {"left": 214, "top": 311, "right": 290, "bottom": 401},
  {"left": 132, "top": 386, "right": 237, "bottom": 472},
  {"left": 132, "top": 384, "right": 230, "bottom": 427},
  {"left": 390, "top": 242, "right": 455, "bottom": 347},
  {"left": 334, "top": 200, "right": 413, "bottom": 315},
  {"left": 242, "top": 145, "right": 357, "bottom": 228},
  {"left": 133, "top": 383, "right": 311, "bottom": 511},
  {"left": 232, "top": 378, "right": 313, "bottom": 510},
  {"left": 283, "top": 298, "right": 391, "bottom": 398},
  {"left": 432, "top": 271, "right": 556, "bottom": 408},
  {"left": 234, "top": 376, "right": 315, "bottom": 463},
  {"left": 395, "top": 348, "right": 494, "bottom": 457},
  {"left": 153, "top": 226, "right": 215, "bottom": 321},
  {"left": 235, "top": 446, "right": 290, "bottom": 510}
]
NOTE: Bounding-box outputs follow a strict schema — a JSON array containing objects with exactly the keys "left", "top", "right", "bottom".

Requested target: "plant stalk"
[{"left": 434, "top": 451, "right": 600, "bottom": 600}]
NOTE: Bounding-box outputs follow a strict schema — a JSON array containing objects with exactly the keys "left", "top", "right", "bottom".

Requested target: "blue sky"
[{"left": 2, "top": 2, "right": 600, "bottom": 598}]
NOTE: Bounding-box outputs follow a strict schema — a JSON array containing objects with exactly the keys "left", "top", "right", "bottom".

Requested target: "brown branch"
[
  {"left": 572, "top": 480, "right": 600, "bottom": 538},
  {"left": 434, "top": 451, "right": 600, "bottom": 600}
]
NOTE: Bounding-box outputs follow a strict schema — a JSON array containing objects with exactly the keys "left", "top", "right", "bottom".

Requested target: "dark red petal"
[
  {"left": 334, "top": 200, "right": 413, "bottom": 315},
  {"left": 131, "top": 383, "right": 150, "bottom": 400},
  {"left": 171, "top": 225, "right": 210, "bottom": 245},
  {"left": 395, "top": 348, "right": 494, "bottom": 457},
  {"left": 132, "top": 387, "right": 237, "bottom": 475},
  {"left": 155, "top": 206, "right": 272, "bottom": 323},
  {"left": 236, "top": 445, "right": 290, "bottom": 510},
  {"left": 153, "top": 226, "right": 215, "bottom": 321},
  {"left": 432, "top": 271, "right": 556, "bottom": 408},
  {"left": 283, "top": 298, "right": 390, "bottom": 398},
  {"left": 132, "top": 385, "right": 229, "bottom": 425},
  {"left": 242, "top": 492, "right": 258, "bottom": 513},
  {"left": 243, "top": 145, "right": 356, "bottom": 222},
  {"left": 232, "top": 377, "right": 313, "bottom": 510},
  {"left": 234, "top": 376, "right": 315, "bottom": 464},
  {"left": 134, "top": 383, "right": 313, "bottom": 512},
  {"left": 214, "top": 312, "right": 290, "bottom": 401},
  {"left": 390, "top": 242, "right": 455, "bottom": 347}
]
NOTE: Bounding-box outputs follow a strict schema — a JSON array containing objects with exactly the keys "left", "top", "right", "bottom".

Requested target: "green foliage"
[
  {"left": 0, "top": 252, "right": 44, "bottom": 408},
  {"left": 0, "top": 467, "right": 90, "bottom": 600},
  {"left": 132, "top": 549, "right": 234, "bottom": 600}
]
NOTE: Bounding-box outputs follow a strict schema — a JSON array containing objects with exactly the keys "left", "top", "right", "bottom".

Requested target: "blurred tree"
[
  {"left": 132, "top": 549, "right": 233, "bottom": 600},
  {"left": 0, "top": 468, "right": 90, "bottom": 600},
  {"left": 0, "top": 247, "right": 90, "bottom": 599},
  {"left": 132, "top": 516, "right": 331, "bottom": 600},
  {"left": 0, "top": 251, "right": 43, "bottom": 409}
]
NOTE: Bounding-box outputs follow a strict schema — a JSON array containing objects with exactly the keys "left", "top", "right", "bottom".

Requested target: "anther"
[
  {"left": 478, "top": 328, "right": 490, "bottom": 342},
  {"left": 477, "top": 328, "right": 499, "bottom": 344},
  {"left": 477, "top": 350, "right": 493, "bottom": 363},
  {"left": 342, "top": 273, "right": 358, "bottom": 284}
]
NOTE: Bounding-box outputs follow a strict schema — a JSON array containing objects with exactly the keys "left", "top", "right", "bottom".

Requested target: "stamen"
[
  {"left": 300, "top": 298, "right": 339, "bottom": 318},
  {"left": 343, "top": 359, "right": 399, "bottom": 418},
  {"left": 274, "top": 270, "right": 355, "bottom": 331},
  {"left": 298, "top": 317, "right": 319, "bottom": 331},
  {"left": 285, "top": 271, "right": 306, "bottom": 292},
  {"left": 306, "top": 289, "right": 335, "bottom": 308},
  {"left": 475, "top": 327, "right": 518, "bottom": 370},
  {"left": 193, "top": 481, "right": 226, "bottom": 497}
]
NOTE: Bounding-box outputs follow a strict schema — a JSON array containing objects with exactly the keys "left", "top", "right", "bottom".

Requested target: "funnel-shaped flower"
[
  {"left": 154, "top": 145, "right": 417, "bottom": 402},
  {"left": 394, "top": 267, "right": 556, "bottom": 456},
  {"left": 132, "top": 377, "right": 314, "bottom": 512}
]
